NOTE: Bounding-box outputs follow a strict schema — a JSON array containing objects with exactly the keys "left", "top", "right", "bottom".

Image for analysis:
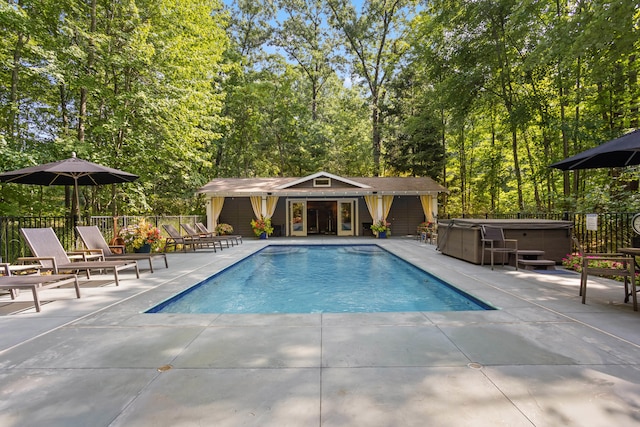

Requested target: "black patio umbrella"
[
  {"left": 550, "top": 129, "right": 640, "bottom": 170},
  {"left": 0, "top": 152, "right": 138, "bottom": 217}
]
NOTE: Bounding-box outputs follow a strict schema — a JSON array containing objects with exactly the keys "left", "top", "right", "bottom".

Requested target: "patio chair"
[
  {"left": 76, "top": 226, "right": 168, "bottom": 273},
  {"left": 572, "top": 237, "right": 637, "bottom": 311},
  {"left": 162, "top": 224, "right": 199, "bottom": 252},
  {"left": 195, "top": 222, "right": 243, "bottom": 246},
  {"left": 19, "top": 228, "right": 140, "bottom": 286},
  {"left": 0, "top": 264, "right": 80, "bottom": 312},
  {"left": 180, "top": 223, "right": 225, "bottom": 251},
  {"left": 480, "top": 225, "right": 518, "bottom": 270}
]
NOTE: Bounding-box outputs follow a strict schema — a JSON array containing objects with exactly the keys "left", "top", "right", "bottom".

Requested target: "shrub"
[{"left": 563, "top": 253, "right": 637, "bottom": 282}]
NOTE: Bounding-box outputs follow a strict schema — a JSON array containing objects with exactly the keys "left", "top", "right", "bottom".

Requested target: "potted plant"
[
  {"left": 370, "top": 219, "right": 391, "bottom": 238},
  {"left": 119, "top": 219, "right": 163, "bottom": 252},
  {"left": 215, "top": 223, "right": 234, "bottom": 235},
  {"left": 251, "top": 217, "right": 274, "bottom": 239},
  {"left": 417, "top": 221, "right": 434, "bottom": 233}
]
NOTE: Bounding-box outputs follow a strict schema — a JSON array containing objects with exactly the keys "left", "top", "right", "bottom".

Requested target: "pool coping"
[{"left": 1, "top": 237, "right": 640, "bottom": 426}]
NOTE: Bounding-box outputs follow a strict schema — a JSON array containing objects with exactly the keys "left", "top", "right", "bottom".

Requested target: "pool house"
[{"left": 197, "top": 171, "right": 448, "bottom": 237}]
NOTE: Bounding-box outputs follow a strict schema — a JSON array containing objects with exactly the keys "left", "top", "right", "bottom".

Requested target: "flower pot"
[
  {"left": 259, "top": 232, "right": 267, "bottom": 239},
  {"left": 378, "top": 231, "right": 387, "bottom": 239},
  {"left": 135, "top": 243, "right": 152, "bottom": 253}
]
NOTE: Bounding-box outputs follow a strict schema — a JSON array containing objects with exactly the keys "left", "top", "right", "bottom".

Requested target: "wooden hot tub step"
[
  {"left": 517, "top": 259, "right": 556, "bottom": 270},
  {"left": 516, "top": 250, "right": 546, "bottom": 258}
]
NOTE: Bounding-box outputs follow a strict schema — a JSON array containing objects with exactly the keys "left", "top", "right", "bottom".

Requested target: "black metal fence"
[
  {"left": 0, "top": 216, "right": 75, "bottom": 263},
  {"left": 1, "top": 212, "right": 637, "bottom": 263},
  {"left": 0, "top": 215, "right": 204, "bottom": 264}
]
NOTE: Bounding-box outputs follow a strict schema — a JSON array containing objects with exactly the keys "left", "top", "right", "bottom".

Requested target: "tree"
[
  {"left": 0, "top": 0, "right": 230, "bottom": 216},
  {"left": 274, "top": 0, "right": 341, "bottom": 121},
  {"left": 326, "top": 0, "right": 417, "bottom": 176},
  {"left": 384, "top": 66, "right": 444, "bottom": 178}
]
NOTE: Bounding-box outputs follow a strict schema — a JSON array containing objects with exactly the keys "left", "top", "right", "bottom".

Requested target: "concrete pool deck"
[{"left": 1, "top": 237, "right": 639, "bottom": 426}]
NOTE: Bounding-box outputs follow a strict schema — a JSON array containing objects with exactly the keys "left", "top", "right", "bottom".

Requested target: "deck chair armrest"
[
  {"left": 17, "top": 256, "right": 53, "bottom": 263},
  {"left": 17, "top": 256, "right": 58, "bottom": 272},
  {"left": 72, "top": 248, "right": 105, "bottom": 257},
  {"left": 69, "top": 250, "right": 104, "bottom": 261}
]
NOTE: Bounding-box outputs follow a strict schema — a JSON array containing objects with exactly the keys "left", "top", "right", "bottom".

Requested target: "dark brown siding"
[
  {"left": 388, "top": 196, "right": 425, "bottom": 236},
  {"left": 217, "top": 196, "right": 426, "bottom": 237},
  {"left": 218, "top": 198, "right": 254, "bottom": 237},
  {"left": 271, "top": 199, "right": 287, "bottom": 236}
]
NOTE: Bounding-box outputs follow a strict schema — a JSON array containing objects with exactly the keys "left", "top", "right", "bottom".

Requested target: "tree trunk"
[{"left": 8, "top": 34, "right": 26, "bottom": 140}]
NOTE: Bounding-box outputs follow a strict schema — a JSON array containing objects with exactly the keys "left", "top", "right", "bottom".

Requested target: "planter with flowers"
[
  {"left": 417, "top": 221, "right": 434, "bottom": 233},
  {"left": 119, "top": 219, "right": 163, "bottom": 252},
  {"left": 417, "top": 221, "right": 435, "bottom": 237},
  {"left": 370, "top": 220, "right": 391, "bottom": 238},
  {"left": 215, "top": 223, "right": 234, "bottom": 235},
  {"left": 251, "top": 218, "right": 274, "bottom": 239}
]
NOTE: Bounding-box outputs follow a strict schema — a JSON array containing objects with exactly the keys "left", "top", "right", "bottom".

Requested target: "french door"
[
  {"left": 288, "top": 198, "right": 356, "bottom": 236},
  {"left": 290, "top": 200, "right": 307, "bottom": 236},
  {"left": 337, "top": 200, "right": 355, "bottom": 236}
]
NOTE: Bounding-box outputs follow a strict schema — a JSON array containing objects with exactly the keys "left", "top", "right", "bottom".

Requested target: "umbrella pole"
[{"left": 73, "top": 180, "right": 81, "bottom": 227}]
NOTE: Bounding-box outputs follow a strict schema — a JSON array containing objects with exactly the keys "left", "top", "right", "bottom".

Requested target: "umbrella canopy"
[
  {"left": 0, "top": 152, "right": 138, "bottom": 216},
  {"left": 550, "top": 129, "right": 640, "bottom": 170}
]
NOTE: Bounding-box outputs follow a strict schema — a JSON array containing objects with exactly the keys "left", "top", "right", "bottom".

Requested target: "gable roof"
[
  {"left": 197, "top": 172, "right": 448, "bottom": 197},
  {"left": 275, "top": 171, "right": 370, "bottom": 190}
]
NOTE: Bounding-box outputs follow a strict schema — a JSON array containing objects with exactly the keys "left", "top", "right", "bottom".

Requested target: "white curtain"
[
  {"left": 364, "top": 195, "right": 378, "bottom": 222},
  {"left": 250, "top": 196, "right": 262, "bottom": 219},
  {"left": 211, "top": 197, "right": 225, "bottom": 229},
  {"left": 420, "top": 195, "right": 434, "bottom": 222},
  {"left": 265, "top": 196, "right": 279, "bottom": 218},
  {"left": 382, "top": 195, "right": 393, "bottom": 221}
]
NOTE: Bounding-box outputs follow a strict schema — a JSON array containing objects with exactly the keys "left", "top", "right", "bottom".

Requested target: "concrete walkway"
[{"left": 1, "top": 237, "right": 639, "bottom": 426}]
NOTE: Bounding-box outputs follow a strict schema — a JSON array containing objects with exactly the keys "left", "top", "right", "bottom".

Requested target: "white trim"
[
  {"left": 275, "top": 171, "right": 371, "bottom": 190},
  {"left": 287, "top": 197, "right": 359, "bottom": 237},
  {"left": 313, "top": 177, "right": 331, "bottom": 187}
]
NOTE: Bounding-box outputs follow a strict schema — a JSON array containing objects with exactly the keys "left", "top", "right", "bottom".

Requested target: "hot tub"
[{"left": 437, "top": 219, "right": 574, "bottom": 265}]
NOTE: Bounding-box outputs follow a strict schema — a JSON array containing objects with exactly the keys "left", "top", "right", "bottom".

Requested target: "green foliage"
[
  {"left": 401, "top": 0, "right": 640, "bottom": 216},
  {"left": 562, "top": 253, "right": 639, "bottom": 283},
  {"left": 0, "top": 0, "right": 228, "bottom": 216},
  {"left": 1, "top": 0, "right": 640, "bottom": 219},
  {"left": 250, "top": 217, "right": 273, "bottom": 236}
]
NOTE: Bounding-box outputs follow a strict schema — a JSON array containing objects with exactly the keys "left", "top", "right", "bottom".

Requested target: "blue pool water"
[{"left": 148, "top": 245, "right": 494, "bottom": 314}]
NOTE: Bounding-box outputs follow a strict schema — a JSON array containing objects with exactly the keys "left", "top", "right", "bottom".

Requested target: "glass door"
[
  {"left": 337, "top": 200, "right": 354, "bottom": 236},
  {"left": 290, "top": 200, "right": 307, "bottom": 236}
]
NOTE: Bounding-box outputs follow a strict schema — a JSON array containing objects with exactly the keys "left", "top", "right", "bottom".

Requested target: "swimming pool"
[{"left": 148, "top": 245, "right": 494, "bottom": 314}]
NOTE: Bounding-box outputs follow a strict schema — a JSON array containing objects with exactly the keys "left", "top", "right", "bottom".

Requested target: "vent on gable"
[{"left": 313, "top": 177, "right": 331, "bottom": 187}]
